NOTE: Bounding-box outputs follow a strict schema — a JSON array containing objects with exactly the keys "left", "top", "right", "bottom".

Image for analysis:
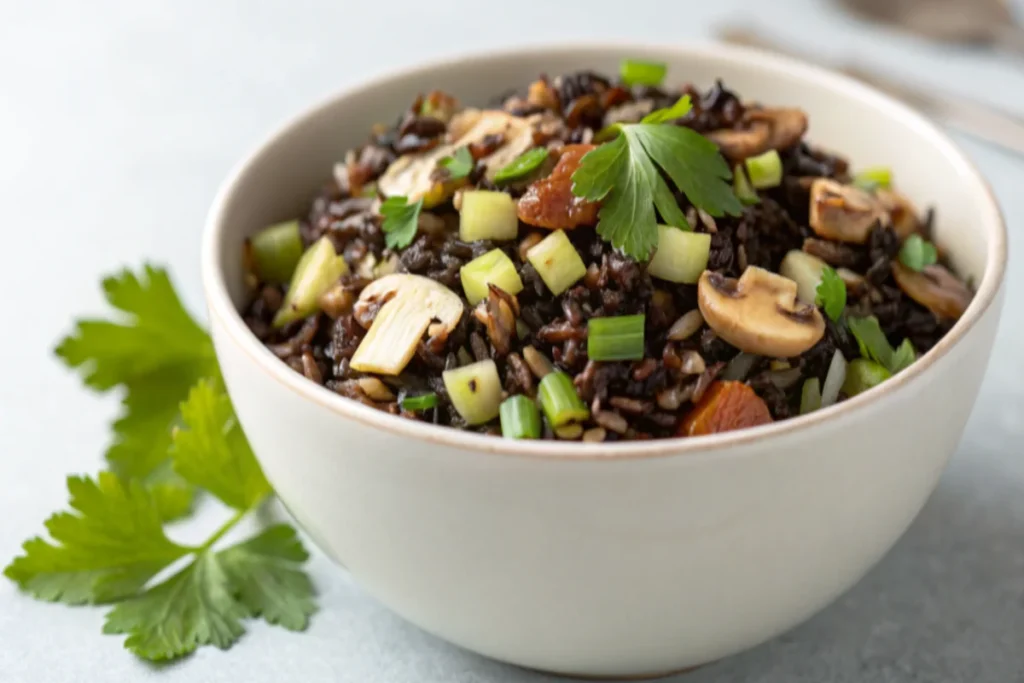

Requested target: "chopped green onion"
[
  {"left": 459, "top": 190, "right": 519, "bottom": 241},
  {"left": 443, "top": 359, "right": 503, "bottom": 425},
  {"left": 842, "top": 358, "right": 891, "bottom": 396},
  {"left": 538, "top": 371, "right": 589, "bottom": 428},
  {"left": 800, "top": 378, "right": 822, "bottom": 414},
  {"left": 853, "top": 166, "right": 892, "bottom": 191},
  {"left": 273, "top": 237, "right": 349, "bottom": 327},
  {"left": 647, "top": 225, "right": 711, "bottom": 284},
  {"left": 526, "top": 229, "right": 587, "bottom": 295},
  {"left": 401, "top": 393, "right": 438, "bottom": 412},
  {"left": 494, "top": 148, "right": 550, "bottom": 184},
  {"left": 898, "top": 234, "right": 938, "bottom": 272},
  {"left": 744, "top": 150, "right": 783, "bottom": 189},
  {"left": 619, "top": 59, "right": 668, "bottom": 87},
  {"left": 499, "top": 395, "right": 542, "bottom": 439},
  {"left": 250, "top": 220, "right": 304, "bottom": 284},
  {"left": 460, "top": 248, "right": 524, "bottom": 305},
  {"left": 588, "top": 314, "right": 645, "bottom": 361},
  {"left": 733, "top": 165, "right": 759, "bottom": 205}
]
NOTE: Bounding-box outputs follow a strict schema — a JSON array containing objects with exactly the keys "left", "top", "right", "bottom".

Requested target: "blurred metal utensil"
[
  {"left": 839, "top": 0, "right": 1024, "bottom": 56},
  {"left": 718, "top": 25, "right": 1024, "bottom": 157}
]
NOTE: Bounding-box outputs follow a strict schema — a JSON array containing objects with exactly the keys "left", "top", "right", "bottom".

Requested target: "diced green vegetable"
[
  {"left": 443, "top": 360, "right": 503, "bottom": 425},
  {"left": 460, "top": 248, "right": 524, "bottom": 305},
  {"left": 890, "top": 338, "right": 916, "bottom": 373},
  {"left": 647, "top": 225, "right": 711, "bottom": 284},
  {"left": 898, "top": 234, "right": 938, "bottom": 272},
  {"left": 780, "top": 249, "right": 827, "bottom": 305},
  {"left": 588, "top": 315, "right": 645, "bottom": 361},
  {"left": 847, "top": 315, "right": 894, "bottom": 369},
  {"left": 401, "top": 393, "right": 438, "bottom": 412},
  {"left": 842, "top": 358, "right": 892, "bottom": 396},
  {"left": 619, "top": 59, "right": 667, "bottom": 87},
  {"left": 459, "top": 190, "right": 519, "bottom": 242},
  {"left": 273, "top": 237, "right": 349, "bottom": 327},
  {"left": 733, "top": 165, "right": 759, "bottom": 205},
  {"left": 526, "top": 229, "right": 587, "bottom": 295},
  {"left": 494, "top": 148, "right": 550, "bottom": 184},
  {"left": 538, "top": 371, "right": 589, "bottom": 428},
  {"left": 250, "top": 220, "right": 304, "bottom": 284},
  {"left": 853, "top": 166, "right": 892, "bottom": 191},
  {"left": 745, "top": 150, "right": 783, "bottom": 189},
  {"left": 499, "top": 395, "right": 541, "bottom": 439},
  {"left": 800, "top": 378, "right": 822, "bottom": 414}
]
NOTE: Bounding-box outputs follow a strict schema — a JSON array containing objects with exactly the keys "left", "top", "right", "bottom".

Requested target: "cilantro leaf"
[
  {"left": 103, "top": 552, "right": 248, "bottom": 661},
  {"left": 815, "top": 266, "right": 847, "bottom": 322},
  {"left": 899, "top": 234, "right": 938, "bottom": 272},
  {"left": 102, "top": 526, "right": 315, "bottom": 661},
  {"left": 572, "top": 107, "right": 743, "bottom": 261},
  {"left": 847, "top": 315, "right": 894, "bottom": 369},
  {"left": 380, "top": 196, "right": 423, "bottom": 250},
  {"left": 890, "top": 338, "right": 917, "bottom": 373},
  {"left": 438, "top": 146, "right": 473, "bottom": 180},
  {"left": 171, "top": 380, "right": 271, "bottom": 511},
  {"left": 3, "top": 473, "right": 190, "bottom": 604},
  {"left": 218, "top": 525, "right": 316, "bottom": 630}
]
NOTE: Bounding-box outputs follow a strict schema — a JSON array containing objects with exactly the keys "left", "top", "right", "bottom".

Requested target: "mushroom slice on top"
[
  {"left": 698, "top": 266, "right": 826, "bottom": 358},
  {"left": 891, "top": 262, "right": 972, "bottom": 320},
  {"left": 809, "top": 178, "right": 889, "bottom": 244},
  {"left": 377, "top": 109, "right": 548, "bottom": 205},
  {"left": 350, "top": 274, "right": 464, "bottom": 375},
  {"left": 707, "top": 107, "right": 808, "bottom": 161},
  {"left": 875, "top": 188, "right": 921, "bottom": 239}
]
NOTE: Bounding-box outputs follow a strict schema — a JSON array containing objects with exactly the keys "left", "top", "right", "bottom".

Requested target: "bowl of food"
[{"left": 201, "top": 43, "right": 1006, "bottom": 677}]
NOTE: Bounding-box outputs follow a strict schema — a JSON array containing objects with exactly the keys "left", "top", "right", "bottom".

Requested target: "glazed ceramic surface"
[{"left": 202, "top": 43, "right": 1006, "bottom": 677}]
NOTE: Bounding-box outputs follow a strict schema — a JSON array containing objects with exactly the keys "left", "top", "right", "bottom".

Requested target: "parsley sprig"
[
  {"left": 380, "top": 195, "right": 423, "bottom": 250},
  {"left": 815, "top": 266, "right": 847, "bottom": 322},
  {"left": 571, "top": 96, "right": 743, "bottom": 261},
  {"left": 5, "top": 266, "right": 316, "bottom": 662}
]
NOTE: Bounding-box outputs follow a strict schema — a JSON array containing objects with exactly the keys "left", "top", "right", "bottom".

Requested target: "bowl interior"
[{"left": 205, "top": 42, "right": 1005, "bottom": 455}]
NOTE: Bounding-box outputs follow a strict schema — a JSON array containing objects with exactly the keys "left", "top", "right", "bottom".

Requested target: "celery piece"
[
  {"left": 853, "top": 166, "right": 892, "bottom": 191},
  {"left": 525, "top": 229, "right": 587, "bottom": 295},
  {"left": 732, "top": 165, "right": 759, "bottom": 205},
  {"left": 647, "top": 226, "right": 711, "bottom": 284},
  {"left": 443, "top": 359, "right": 503, "bottom": 425},
  {"left": 250, "top": 220, "right": 303, "bottom": 284},
  {"left": 620, "top": 59, "right": 667, "bottom": 87},
  {"left": 459, "top": 190, "right": 519, "bottom": 242},
  {"left": 273, "top": 237, "right": 349, "bottom": 327},
  {"left": 460, "top": 248, "right": 524, "bottom": 305},
  {"left": 800, "top": 378, "right": 822, "bottom": 414},
  {"left": 842, "top": 358, "right": 891, "bottom": 397},
  {"left": 745, "top": 150, "right": 783, "bottom": 189}
]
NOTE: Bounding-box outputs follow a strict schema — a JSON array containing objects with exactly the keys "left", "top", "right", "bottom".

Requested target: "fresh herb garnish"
[
  {"left": 847, "top": 315, "right": 916, "bottom": 375},
  {"left": 899, "top": 234, "right": 938, "bottom": 272},
  {"left": 494, "top": 147, "right": 549, "bottom": 184},
  {"left": 641, "top": 95, "right": 694, "bottom": 124},
  {"left": 571, "top": 95, "right": 742, "bottom": 261},
  {"left": 815, "top": 266, "right": 847, "bottom": 322},
  {"left": 380, "top": 195, "right": 423, "bottom": 250},
  {"left": 890, "top": 338, "right": 917, "bottom": 373},
  {"left": 5, "top": 266, "right": 317, "bottom": 663},
  {"left": 619, "top": 59, "right": 668, "bottom": 87},
  {"left": 438, "top": 146, "right": 473, "bottom": 181}
]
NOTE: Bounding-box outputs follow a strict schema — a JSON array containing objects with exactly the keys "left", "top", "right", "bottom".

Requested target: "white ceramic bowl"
[{"left": 202, "top": 43, "right": 1006, "bottom": 678}]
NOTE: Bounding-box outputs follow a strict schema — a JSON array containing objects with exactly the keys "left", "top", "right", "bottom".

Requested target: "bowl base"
[{"left": 527, "top": 663, "right": 707, "bottom": 680}]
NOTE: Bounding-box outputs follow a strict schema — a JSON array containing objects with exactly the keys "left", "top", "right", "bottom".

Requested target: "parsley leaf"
[
  {"left": 815, "top": 266, "right": 847, "bottom": 322},
  {"left": 890, "top": 338, "right": 917, "bottom": 373},
  {"left": 438, "top": 146, "right": 473, "bottom": 180},
  {"left": 641, "top": 94, "right": 693, "bottom": 124},
  {"left": 380, "top": 196, "right": 423, "bottom": 250},
  {"left": 572, "top": 98, "right": 743, "bottom": 261},
  {"left": 171, "top": 380, "right": 271, "bottom": 511},
  {"left": 3, "top": 473, "right": 190, "bottom": 604},
  {"left": 899, "top": 234, "right": 938, "bottom": 272},
  {"left": 55, "top": 266, "right": 218, "bottom": 518}
]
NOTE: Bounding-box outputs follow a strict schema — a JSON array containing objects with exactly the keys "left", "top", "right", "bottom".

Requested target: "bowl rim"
[{"left": 202, "top": 40, "right": 1007, "bottom": 461}]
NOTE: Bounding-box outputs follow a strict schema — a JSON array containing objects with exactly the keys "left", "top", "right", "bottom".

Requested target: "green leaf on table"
[{"left": 3, "top": 473, "right": 190, "bottom": 604}]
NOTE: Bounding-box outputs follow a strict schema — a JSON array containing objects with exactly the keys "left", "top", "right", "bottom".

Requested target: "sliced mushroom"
[
  {"left": 891, "top": 262, "right": 972, "bottom": 320},
  {"left": 875, "top": 188, "right": 921, "bottom": 239},
  {"left": 377, "top": 109, "right": 553, "bottom": 205},
  {"left": 809, "top": 178, "right": 889, "bottom": 244},
  {"left": 697, "top": 266, "right": 826, "bottom": 358},
  {"left": 350, "top": 274, "right": 464, "bottom": 375},
  {"left": 707, "top": 107, "right": 808, "bottom": 161}
]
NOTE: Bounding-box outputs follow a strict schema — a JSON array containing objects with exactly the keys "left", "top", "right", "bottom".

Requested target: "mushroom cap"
[
  {"left": 875, "top": 188, "right": 921, "bottom": 239},
  {"left": 707, "top": 107, "right": 808, "bottom": 161},
  {"left": 698, "top": 266, "right": 826, "bottom": 358},
  {"left": 891, "top": 261, "right": 972, "bottom": 320},
  {"left": 350, "top": 274, "right": 464, "bottom": 375},
  {"left": 809, "top": 178, "right": 889, "bottom": 244}
]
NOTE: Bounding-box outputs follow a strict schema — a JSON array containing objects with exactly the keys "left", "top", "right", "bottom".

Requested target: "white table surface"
[{"left": 2, "top": 1, "right": 1023, "bottom": 681}]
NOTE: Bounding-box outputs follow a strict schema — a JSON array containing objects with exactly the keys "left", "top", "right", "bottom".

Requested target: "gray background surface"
[{"left": 1, "top": 1, "right": 1022, "bottom": 681}]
